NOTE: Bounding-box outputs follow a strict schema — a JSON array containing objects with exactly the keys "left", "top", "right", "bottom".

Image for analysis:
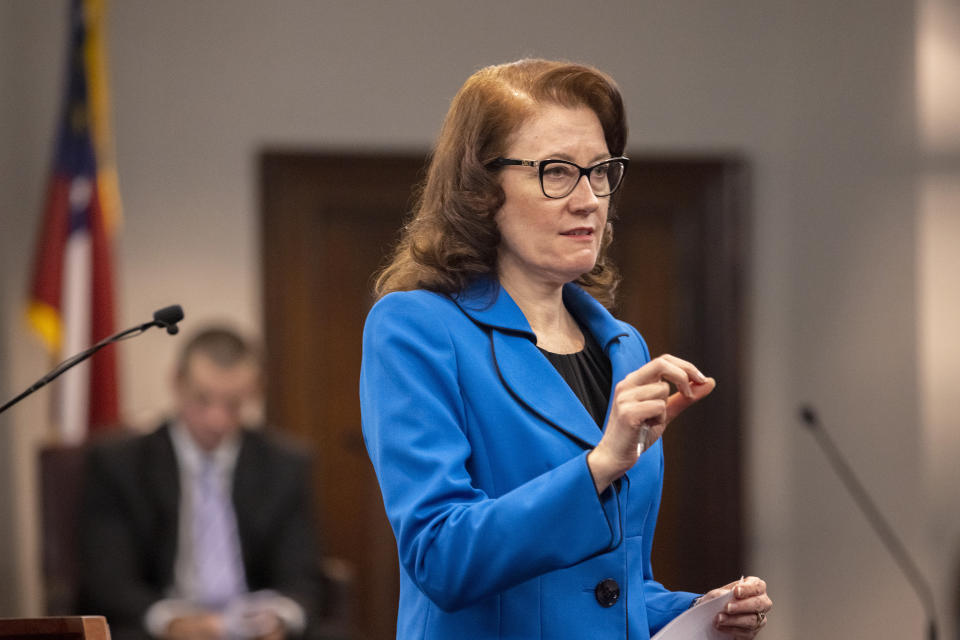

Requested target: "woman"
[{"left": 359, "top": 59, "right": 772, "bottom": 639}]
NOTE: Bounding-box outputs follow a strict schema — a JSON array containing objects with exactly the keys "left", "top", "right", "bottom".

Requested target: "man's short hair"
[{"left": 175, "top": 326, "right": 261, "bottom": 378}]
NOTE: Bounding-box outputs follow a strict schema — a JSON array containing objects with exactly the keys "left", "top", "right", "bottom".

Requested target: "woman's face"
[{"left": 494, "top": 103, "right": 610, "bottom": 290}]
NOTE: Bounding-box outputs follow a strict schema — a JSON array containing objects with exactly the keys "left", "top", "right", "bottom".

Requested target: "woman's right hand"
[{"left": 586, "top": 354, "right": 715, "bottom": 492}]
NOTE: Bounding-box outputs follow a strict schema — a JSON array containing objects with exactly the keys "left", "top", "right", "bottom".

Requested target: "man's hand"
[{"left": 164, "top": 613, "right": 224, "bottom": 640}]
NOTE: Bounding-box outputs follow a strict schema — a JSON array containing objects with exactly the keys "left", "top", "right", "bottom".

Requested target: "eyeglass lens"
[{"left": 541, "top": 159, "right": 625, "bottom": 198}]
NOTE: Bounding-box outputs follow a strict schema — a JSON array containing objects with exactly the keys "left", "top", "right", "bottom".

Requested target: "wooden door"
[
  {"left": 261, "top": 152, "right": 747, "bottom": 638},
  {"left": 610, "top": 159, "right": 747, "bottom": 591},
  {"left": 261, "top": 154, "right": 418, "bottom": 640}
]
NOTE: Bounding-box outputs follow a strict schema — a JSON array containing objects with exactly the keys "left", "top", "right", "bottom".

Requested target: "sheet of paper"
[{"left": 651, "top": 591, "right": 734, "bottom": 640}]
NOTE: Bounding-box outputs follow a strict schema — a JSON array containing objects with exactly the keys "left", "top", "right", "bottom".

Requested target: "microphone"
[
  {"left": 799, "top": 404, "right": 938, "bottom": 640},
  {"left": 0, "top": 305, "right": 186, "bottom": 416},
  {"left": 153, "top": 304, "right": 184, "bottom": 335}
]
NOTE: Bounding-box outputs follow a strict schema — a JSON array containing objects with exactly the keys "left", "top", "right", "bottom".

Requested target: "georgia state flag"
[{"left": 27, "top": 0, "right": 121, "bottom": 443}]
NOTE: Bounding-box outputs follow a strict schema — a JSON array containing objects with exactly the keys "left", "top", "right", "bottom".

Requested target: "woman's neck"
[{"left": 499, "top": 272, "right": 583, "bottom": 354}]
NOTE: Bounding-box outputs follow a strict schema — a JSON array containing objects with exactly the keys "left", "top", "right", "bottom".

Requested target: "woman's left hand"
[{"left": 701, "top": 576, "right": 772, "bottom": 638}]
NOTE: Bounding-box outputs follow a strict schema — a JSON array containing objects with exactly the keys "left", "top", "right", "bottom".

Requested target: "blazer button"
[{"left": 595, "top": 578, "right": 620, "bottom": 607}]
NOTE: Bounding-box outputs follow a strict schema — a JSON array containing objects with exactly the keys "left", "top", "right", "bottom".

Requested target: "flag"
[{"left": 27, "top": 0, "right": 122, "bottom": 443}]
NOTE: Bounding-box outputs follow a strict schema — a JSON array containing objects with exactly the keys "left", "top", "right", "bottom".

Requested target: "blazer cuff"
[{"left": 579, "top": 451, "right": 623, "bottom": 551}]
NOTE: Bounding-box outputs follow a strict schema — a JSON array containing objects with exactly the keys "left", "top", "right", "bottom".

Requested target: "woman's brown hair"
[{"left": 374, "top": 59, "right": 627, "bottom": 308}]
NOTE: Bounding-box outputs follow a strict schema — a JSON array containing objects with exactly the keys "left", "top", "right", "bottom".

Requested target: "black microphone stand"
[
  {"left": 0, "top": 305, "right": 184, "bottom": 416},
  {"left": 799, "top": 405, "right": 938, "bottom": 640}
]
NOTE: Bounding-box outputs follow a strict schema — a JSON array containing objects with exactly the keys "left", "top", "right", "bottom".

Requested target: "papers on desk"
[{"left": 651, "top": 591, "right": 734, "bottom": 640}]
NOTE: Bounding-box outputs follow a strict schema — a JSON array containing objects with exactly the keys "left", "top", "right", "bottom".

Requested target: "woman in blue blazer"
[{"left": 360, "top": 59, "right": 772, "bottom": 639}]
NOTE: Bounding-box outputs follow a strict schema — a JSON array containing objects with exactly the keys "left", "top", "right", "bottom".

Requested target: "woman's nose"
[{"left": 566, "top": 174, "right": 600, "bottom": 212}]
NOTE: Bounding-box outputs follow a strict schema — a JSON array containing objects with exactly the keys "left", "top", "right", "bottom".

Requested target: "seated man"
[{"left": 78, "top": 327, "right": 323, "bottom": 640}]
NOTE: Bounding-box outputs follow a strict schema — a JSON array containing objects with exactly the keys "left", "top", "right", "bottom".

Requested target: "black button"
[{"left": 595, "top": 578, "right": 620, "bottom": 607}]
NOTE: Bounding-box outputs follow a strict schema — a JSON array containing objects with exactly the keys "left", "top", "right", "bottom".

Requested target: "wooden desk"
[{"left": 0, "top": 616, "right": 110, "bottom": 640}]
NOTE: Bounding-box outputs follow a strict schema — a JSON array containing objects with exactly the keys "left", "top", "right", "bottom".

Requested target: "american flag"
[{"left": 27, "top": 0, "right": 122, "bottom": 442}]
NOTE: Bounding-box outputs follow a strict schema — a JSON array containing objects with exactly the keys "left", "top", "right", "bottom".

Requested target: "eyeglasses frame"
[{"left": 489, "top": 156, "right": 630, "bottom": 199}]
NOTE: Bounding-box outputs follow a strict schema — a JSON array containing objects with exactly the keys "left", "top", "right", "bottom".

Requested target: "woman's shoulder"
[
  {"left": 364, "top": 289, "right": 463, "bottom": 333},
  {"left": 616, "top": 320, "right": 651, "bottom": 362},
  {"left": 370, "top": 288, "right": 457, "bottom": 315},
  {"left": 362, "top": 289, "right": 481, "bottom": 362},
  {"left": 617, "top": 318, "right": 643, "bottom": 338}
]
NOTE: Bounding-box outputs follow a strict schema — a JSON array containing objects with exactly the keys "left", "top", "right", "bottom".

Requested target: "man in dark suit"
[{"left": 77, "top": 327, "right": 322, "bottom": 640}]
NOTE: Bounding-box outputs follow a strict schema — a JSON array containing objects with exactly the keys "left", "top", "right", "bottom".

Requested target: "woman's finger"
[
  {"left": 665, "top": 377, "right": 716, "bottom": 423},
  {"left": 616, "top": 380, "right": 670, "bottom": 404},
  {"left": 715, "top": 576, "right": 771, "bottom": 638},
  {"left": 621, "top": 355, "right": 706, "bottom": 399},
  {"left": 652, "top": 357, "right": 697, "bottom": 398},
  {"left": 727, "top": 593, "right": 771, "bottom": 610},
  {"left": 619, "top": 400, "right": 667, "bottom": 432},
  {"left": 732, "top": 577, "right": 767, "bottom": 598},
  {"left": 660, "top": 353, "right": 708, "bottom": 384},
  {"left": 716, "top": 610, "right": 765, "bottom": 630}
]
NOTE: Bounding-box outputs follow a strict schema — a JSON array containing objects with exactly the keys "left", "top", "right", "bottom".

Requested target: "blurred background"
[{"left": 1, "top": 1, "right": 959, "bottom": 638}]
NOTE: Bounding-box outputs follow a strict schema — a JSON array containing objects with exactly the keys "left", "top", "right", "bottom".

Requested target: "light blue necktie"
[{"left": 192, "top": 457, "right": 247, "bottom": 609}]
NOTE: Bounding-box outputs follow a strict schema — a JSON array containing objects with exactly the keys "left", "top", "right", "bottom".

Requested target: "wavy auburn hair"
[{"left": 374, "top": 59, "right": 627, "bottom": 308}]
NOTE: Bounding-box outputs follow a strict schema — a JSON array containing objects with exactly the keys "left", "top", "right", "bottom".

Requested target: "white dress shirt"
[{"left": 144, "top": 422, "right": 305, "bottom": 638}]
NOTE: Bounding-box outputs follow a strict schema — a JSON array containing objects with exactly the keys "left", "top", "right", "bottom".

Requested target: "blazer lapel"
[
  {"left": 561, "top": 284, "right": 631, "bottom": 364},
  {"left": 232, "top": 431, "right": 258, "bottom": 540},
  {"left": 454, "top": 279, "right": 623, "bottom": 449},
  {"left": 490, "top": 331, "right": 602, "bottom": 448},
  {"left": 145, "top": 425, "right": 181, "bottom": 581},
  {"left": 232, "top": 430, "right": 274, "bottom": 561},
  {"left": 561, "top": 283, "right": 637, "bottom": 420}
]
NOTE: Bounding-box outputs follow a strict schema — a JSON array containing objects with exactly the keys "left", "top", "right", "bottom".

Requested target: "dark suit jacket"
[{"left": 76, "top": 423, "right": 322, "bottom": 640}]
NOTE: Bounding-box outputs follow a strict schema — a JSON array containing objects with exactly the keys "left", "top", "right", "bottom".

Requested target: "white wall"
[
  {"left": 2, "top": 1, "right": 957, "bottom": 637},
  {"left": 0, "top": 0, "right": 71, "bottom": 615},
  {"left": 919, "top": 0, "right": 960, "bottom": 634}
]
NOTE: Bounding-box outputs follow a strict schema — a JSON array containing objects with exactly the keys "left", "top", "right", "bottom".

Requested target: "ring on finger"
[{"left": 756, "top": 610, "right": 766, "bottom": 626}]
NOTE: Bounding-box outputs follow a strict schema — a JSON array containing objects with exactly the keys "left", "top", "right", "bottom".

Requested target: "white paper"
[{"left": 651, "top": 591, "right": 734, "bottom": 640}]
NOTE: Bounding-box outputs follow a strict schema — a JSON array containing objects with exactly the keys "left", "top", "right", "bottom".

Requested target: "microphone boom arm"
[
  {"left": 0, "top": 305, "right": 183, "bottom": 416},
  {"left": 800, "top": 405, "right": 938, "bottom": 640}
]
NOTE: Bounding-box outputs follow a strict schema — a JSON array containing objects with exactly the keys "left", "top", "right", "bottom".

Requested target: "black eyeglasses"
[{"left": 489, "top": 156, "right": 629, "bottom": 199}]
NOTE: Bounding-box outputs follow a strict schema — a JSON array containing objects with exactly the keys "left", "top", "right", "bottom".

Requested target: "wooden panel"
[
  {"left": 0, "top": 616, "right": 110, "bottom": 640},
  {"left": 612, "top": 159, "right": 748, "bottom": 592},
  {"left": 39, "top": 445, "right": 87, "bottom": 615},
  {"left": 261, "top": 154, "right": 421, "bottom": 640}
]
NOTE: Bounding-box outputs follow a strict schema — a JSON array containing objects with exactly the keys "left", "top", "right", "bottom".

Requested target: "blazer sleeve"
[
  {"left": 360, "top": 293, "right": 622, "bottom": 612},
  {"left": 235, "top": 437, "right": 324, "bottom": 629},
  {"left": 77, "top": 441, "right": 165, "bottom": 638}
]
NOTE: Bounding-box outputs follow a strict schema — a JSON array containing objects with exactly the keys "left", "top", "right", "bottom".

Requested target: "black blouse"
[{"left": 538, "top": 329, "right": 612, "bottom": 429}]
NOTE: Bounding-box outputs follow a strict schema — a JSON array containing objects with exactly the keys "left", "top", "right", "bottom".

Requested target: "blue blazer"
[{"left": 360, "top": 279, "right": 698, "bottom": 639}]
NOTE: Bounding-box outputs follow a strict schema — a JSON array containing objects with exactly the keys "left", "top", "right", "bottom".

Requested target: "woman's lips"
[{"left": 560, "top": 227, "right": 594, "bottom": 237}]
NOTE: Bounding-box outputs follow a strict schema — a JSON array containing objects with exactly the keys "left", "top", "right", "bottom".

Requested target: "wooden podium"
[{"left": 0, "top": 616, "right": 110, "bottom": 639}]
